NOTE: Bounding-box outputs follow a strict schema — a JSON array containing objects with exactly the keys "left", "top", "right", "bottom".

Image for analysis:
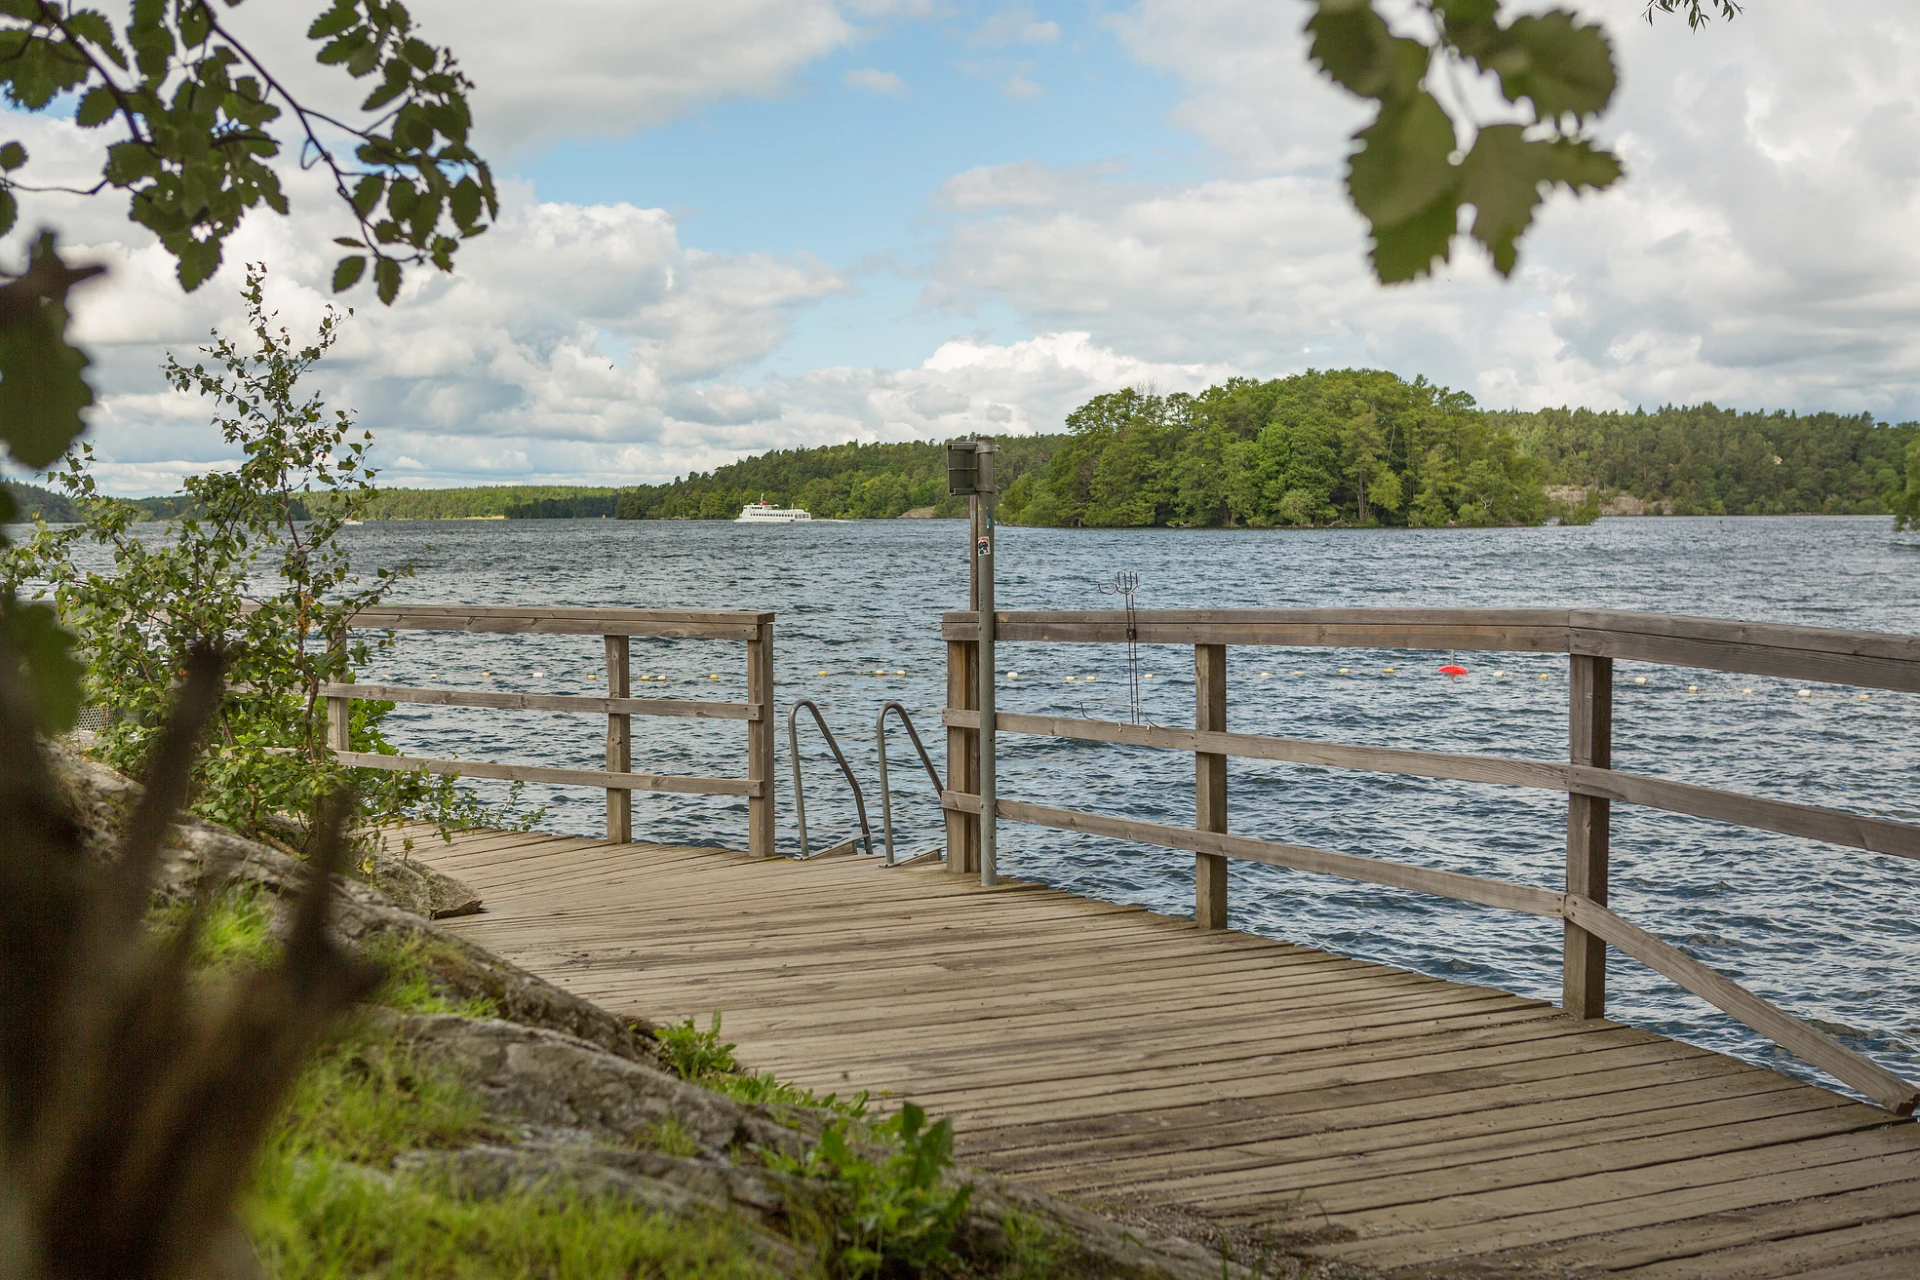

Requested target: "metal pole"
[{"left": 976, "top": 439, "right": 998, "bottom": 887}]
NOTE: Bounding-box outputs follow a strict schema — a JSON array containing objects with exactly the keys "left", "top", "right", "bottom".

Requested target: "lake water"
[{"left": 98, "top": 515, "right": 1920, "bottom": 1097}]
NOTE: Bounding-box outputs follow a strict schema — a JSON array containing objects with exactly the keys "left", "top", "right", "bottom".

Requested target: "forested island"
[
  {"left": 9, "top": 370, "right": 1915, "bottom": 529},
  {"left": 608, "top": 371, "right": 1920, "bottom": 528}
]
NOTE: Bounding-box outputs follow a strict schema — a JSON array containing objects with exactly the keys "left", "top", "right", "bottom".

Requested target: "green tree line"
[
  {"left": 1498, "top": 405, "right": 1920, "bottom": 517},
  {"left": 611, "top": 439, "right": 1055, "bottom": 521}
]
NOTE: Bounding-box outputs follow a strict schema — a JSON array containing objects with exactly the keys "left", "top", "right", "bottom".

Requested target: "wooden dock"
[{"left": 407, "top": 825, "right": 1920, "bottom": 1280}]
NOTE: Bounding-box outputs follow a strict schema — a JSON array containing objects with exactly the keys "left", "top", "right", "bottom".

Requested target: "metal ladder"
[
  {"left": 875, "top": 701, "right": 944, "bottom": 867},
  {"left": 786, "top": 698, "right": 875, "bottom": 859}
]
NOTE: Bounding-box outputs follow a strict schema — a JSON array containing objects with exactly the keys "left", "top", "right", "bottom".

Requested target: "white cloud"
[
  {"left": 844, "top": 67, "right": 907, "bottom": 94},
  {"left": 210, "top": 0, "right": 856, "bottom": 156},
  {"left": 917, "top": 0, "right": 1920, "bottom": 419}
]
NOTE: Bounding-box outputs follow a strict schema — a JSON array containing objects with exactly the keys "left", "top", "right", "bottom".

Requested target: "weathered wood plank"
[
  {"left": 1563, "top": 894, "right": 1920, "bottom": 1114},
  {"left": 1194, "top": 642, "right": 1228, "bottom": 930},
  {"left": 943, "top": 791, "right": 1567, "bottom": 918},
  {"left": 320, "top": 682, "right": 759, "bottom": 721},
  {"left": 332, "top": 751, "right": 758, "bottom": 797},
  {"left": 412, "top": 825, "right": 1920, "bottom": 1277},
  {"left": 348, "top": 603, "right": 771, "bottom": 640},
  {"left": 947, "top": 710, "right": 1920, "bottom": 862}
]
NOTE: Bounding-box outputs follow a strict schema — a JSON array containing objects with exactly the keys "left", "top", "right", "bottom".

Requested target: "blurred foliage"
[{"left": 1303, "top": 0, "right": 1738, "bottom": 284}]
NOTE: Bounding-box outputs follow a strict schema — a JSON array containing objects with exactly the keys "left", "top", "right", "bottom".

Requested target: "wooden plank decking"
[{"left": 406, "top": 826, "right": 1920, "bottom": 1279}]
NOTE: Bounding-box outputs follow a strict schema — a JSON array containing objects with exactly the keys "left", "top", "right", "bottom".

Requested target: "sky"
[{"left": 8, "top": 0, "right": 1920, "bottom": 494}]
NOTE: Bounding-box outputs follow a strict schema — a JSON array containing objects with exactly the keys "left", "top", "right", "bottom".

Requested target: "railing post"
[
  {"left": 747, "top": 619, "right": 776, "bottom": 857},
  {"left": 1564, "top": 653, "right": 1613, "bottom": 1018},
  {"left": 946, "top": 637, "right": 980, "bottom": 874},
  {"left": 605, "top": 634, "right": 631, "bottom": 843},
  {"left": 1195, "top": 643, "right": 1229, "bottom": 929},
  {"left": 325, "top": 624, "right": 350, "bottom": 756}
]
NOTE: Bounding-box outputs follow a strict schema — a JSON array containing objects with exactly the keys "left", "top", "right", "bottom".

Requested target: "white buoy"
[
  {"left": 1797, "top": 689, "right": 1813, "bottom": 698},
  {"left": 1633, "top": 676, "right": 1647, "bottom": 685},
  {"left": 1338, "top": 667, "right": 1351, "bottom": 675}
]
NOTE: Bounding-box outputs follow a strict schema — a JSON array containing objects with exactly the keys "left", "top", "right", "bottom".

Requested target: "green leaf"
[
  {"left": 0, "top": 306, "right": 94, "bottom": 468},
  {"left": 0, "top": 188, "right": 15, "bottom": 239},
  {"left": 351, "top": 173, "right": 384, "bottom": 216},
  {"left": 332, "top": 254, "right": 365, "bottom": 292},
  {"left": 1369, "top": 190, "right": 1458, "bottom": 284},
  {"left": 373, "top": 256, "right": 399, "bottom": 304},
  {"left": 1, "top": 596, "right": 84, "bottom": 735},
  {"left": 448, "top": 175, "right": 480, "bottom": 232},
  {"left": 75, "top": 85, "right": 118, "bottom": 128},
  {"left": 103, "top": 140, "right": 160, "bottom": 184},
  {"left": 173, "top": 234, "right": 222, "bottom": 291},
  {"left": 1305, "top": 1, "right": 1428, "bottom": 103},
  {"left": 1347, "top": 91, "right": 1458, "bottom": 227},
  {"left": 307, "top": 1, "right": 361, "bottom": 39},
  {"left": 1490, "top": 11, "right": 1616, "bottom": 121},
  {"left": 0, "top": 141, "right": 24, "bottom": 171},
  {"left": 1458, "top": 125, "right": 1622, "bottom": 275}
]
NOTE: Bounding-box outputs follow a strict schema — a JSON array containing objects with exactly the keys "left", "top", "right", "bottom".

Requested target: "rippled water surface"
[{"left": 142, "top": 516, "right": 1920, "bottom": 1095}]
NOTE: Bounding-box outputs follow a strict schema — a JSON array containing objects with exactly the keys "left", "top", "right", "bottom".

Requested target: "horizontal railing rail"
[
  {"left": 939, "top": 606, "right": 1920, "bottom": 1114},
  {"left": 329, "top": 605, "right": 776, "bottom": 853}
]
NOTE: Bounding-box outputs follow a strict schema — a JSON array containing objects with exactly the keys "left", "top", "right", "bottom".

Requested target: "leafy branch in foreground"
[
  {"left": 1303, "top": 0, "right": 1740, "bottom": 284},
  {"left": 0, "top": 0, "right": 496, "bottom": 302},
  {"left": 4, "top": 266, "right": 537, "bottom": 845}
]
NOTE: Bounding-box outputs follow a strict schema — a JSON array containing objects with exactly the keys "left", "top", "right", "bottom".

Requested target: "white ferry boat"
[{"left": 736, "top": 499, "right": 812, "bottom": 523}]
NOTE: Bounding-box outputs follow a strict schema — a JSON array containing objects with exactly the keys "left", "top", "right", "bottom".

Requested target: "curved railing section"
[
  {"left": 787, "top": 698, "right": 876, "bottom": 859},
  {"left": 875, "top": 701, "right": 945, "bottom": 866},
  {"left": 937, "top": 607, "right": 1920, "bottom": 1114}
]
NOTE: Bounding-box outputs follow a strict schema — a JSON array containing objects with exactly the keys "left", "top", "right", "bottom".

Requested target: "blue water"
[{"left": 116, "top": 516, "right": 1920, "bottom": 1099}]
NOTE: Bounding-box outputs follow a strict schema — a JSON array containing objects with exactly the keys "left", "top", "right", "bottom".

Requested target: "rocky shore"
[{"left": 58, "top": 751, "right": 1370, "bottom": 1279}]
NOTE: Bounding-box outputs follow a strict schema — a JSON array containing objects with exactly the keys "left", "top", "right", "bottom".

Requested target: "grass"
[
  {"left": 246, "top": 1152, "right": 780, "bottom": 1280},
  {"left": 150, "top": 890, "right": 798, "bottom": 1277},
  {"left": 658, "top": 1014, "right": 869, "bottom": 1119}
]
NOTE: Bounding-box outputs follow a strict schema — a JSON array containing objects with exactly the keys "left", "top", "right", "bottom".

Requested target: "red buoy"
[{"left": 1439, "top": 663, "right": 1468, "bottom": 678}]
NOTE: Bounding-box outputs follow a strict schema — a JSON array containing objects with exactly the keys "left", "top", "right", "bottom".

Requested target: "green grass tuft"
[{"left": 247, "top": 1150, "right": 780, "bottom": 1279}]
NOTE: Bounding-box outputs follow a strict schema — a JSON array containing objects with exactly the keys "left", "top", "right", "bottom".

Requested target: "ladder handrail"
[
  {"left": 787, "top": 698, "right": 875, "bottom": 859},
  {"left": 875, "top": 701, "right": 945, "bottom": 866}
]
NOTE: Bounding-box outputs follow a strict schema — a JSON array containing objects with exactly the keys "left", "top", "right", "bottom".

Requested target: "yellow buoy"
[
  {"left": 1084, "top": 675, "right": 1097, "bottom": 681},
  {"left": 1383, "top": 668, "right": 1395, "bottom": 674},
  {"left": 710, "top": 674, "right": 721, "bottom": 680},
  {"left": 894, "top": 669, "right": 904, "bottom": 675},
  {"left": 1338, "top": 667, "right": 1351, "bottom": 675},
  {"left": 1259, "top": 672, "right": 1273, "bottom": 678},
  {"left": 1143, "top": 673, "right": 1155, "bottom": 680},
  {"left": 1687, "top": 685, "right": 1699, "bottom": 693},
  {"left": 1064, "top": 677, "right": 1076, "bottom": 683},
  {"left": 818, "top": 669, "right": 828, "bottom": 676},
  {"left": 1741, "top": 688, "right": 1753, "bottom": 694},
  {"left": 1859, "top": 692, "right": 1870, "bottom": 700},
  {"left": 482, "top": 671, "right": 491, "bottom": 678},
  {"left": 1538, "top": 674, "right": 1550, "bottom": 680}
]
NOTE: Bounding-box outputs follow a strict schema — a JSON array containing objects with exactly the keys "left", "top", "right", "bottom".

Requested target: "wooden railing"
[
  {"left": 939, "top": 608, "right": 1920, "bottom": 1113},
  {"left": 324, "top": 605, "right": 776, "bottom": 855}
]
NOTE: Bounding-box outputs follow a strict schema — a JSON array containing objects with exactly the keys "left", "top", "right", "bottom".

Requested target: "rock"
[
  {"left": 52, "top": 748, "right": 660, "bottom": 1067},
  {"left": 393, "top": 1145, "right": 815, "bottom": 1274},
  {"left": 384, "top": 1013, "right": 804, "bottom": 1160},
  {"left": 357, "top": 844, "right": 483, "bottom": 918}
]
